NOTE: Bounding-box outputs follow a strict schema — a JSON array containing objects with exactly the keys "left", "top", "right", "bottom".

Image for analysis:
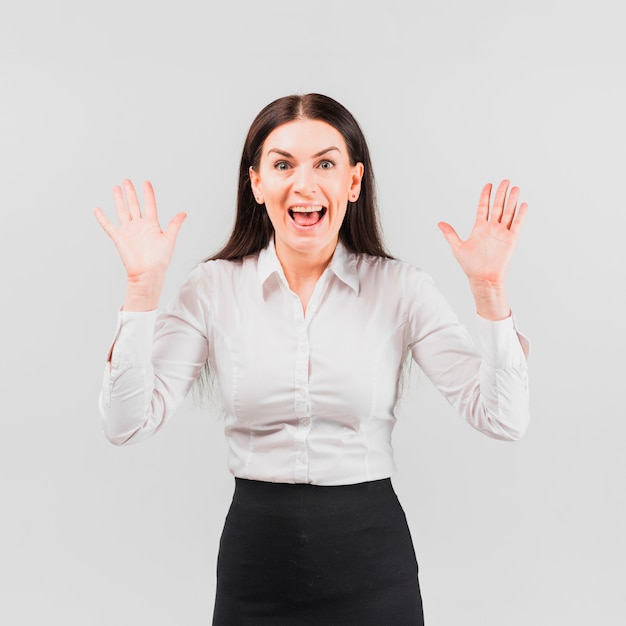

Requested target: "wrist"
[
  {"left": 469, "top": 279, "right": 510, "bottom": 321},
  {"left": 123, "top": 274, "right": 165, "bottom": 312}
]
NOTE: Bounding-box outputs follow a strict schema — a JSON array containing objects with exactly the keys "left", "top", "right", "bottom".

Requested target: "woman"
[{"left": 94, "top": 93, "right": 529, "bottom": 625}]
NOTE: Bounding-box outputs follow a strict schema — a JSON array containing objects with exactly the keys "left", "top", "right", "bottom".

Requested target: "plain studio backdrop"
[{"left": 1, "top": 1, "right": 624, "bottom": 624}]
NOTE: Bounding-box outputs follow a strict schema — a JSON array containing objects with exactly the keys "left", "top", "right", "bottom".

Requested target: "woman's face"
[{"left": 250, "top": 118, "right": 363, "bottom": 262}]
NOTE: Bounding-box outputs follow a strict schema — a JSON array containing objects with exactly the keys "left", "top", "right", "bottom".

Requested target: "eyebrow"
[{"left": 267, "top": 146, "right": 341, "bottom": 159}]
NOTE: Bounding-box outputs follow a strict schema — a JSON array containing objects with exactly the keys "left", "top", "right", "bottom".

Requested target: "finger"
[
  {"left": 502, "top": 186, "right": 520, "bottom": 229},
  {"left": 123, "top": 178, "right": 142, "bottom": 220},
  {"left": 164, "top": 212, "right": 187, "bottom": 244},
  {"left": 509, "top": 202, "right": 528, "bottom": 238},
  {"left": 113, "top": 185, "right": 130, "bottom": 223},
  {"left": 143, "top": 180, "right": 158, "bottom": 221},
  {"left": 475, "top": 183, "right": 492, "bottom": 223},
  {"left": 438, "top": 221, "right": 462, "bottom": 252},
  {"left": 490, "top": 179, "right": 510, "bottom": 222},
  {"left": 94, "top": 207, "right": 118, "bottom": 239}
]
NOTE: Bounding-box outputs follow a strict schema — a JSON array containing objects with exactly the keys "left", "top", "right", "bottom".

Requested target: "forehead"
[{"left": 262, "top": 118, "right": 348, "bottom": 157}]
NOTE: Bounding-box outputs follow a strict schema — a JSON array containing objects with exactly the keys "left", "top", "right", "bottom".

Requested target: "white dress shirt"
[{"left": 100, "top": 240, "right": 530, "bottom": 486}]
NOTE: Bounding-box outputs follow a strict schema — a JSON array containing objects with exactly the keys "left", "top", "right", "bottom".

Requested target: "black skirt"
[{"left": 212, "top": 478, "right": 424, "bottom": 625}]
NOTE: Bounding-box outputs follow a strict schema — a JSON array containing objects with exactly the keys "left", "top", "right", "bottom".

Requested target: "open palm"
[
  {"left": 438, "top": 180, "right": 527, "bottom": 287},
  {"left": 94, "top": 179, "right": 186, "bottom": 282}
]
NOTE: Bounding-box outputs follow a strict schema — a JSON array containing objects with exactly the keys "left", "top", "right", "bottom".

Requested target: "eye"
[
  {"left": 274, "top": 160, "right": 291, "bottom": 171},
  {"left": 318, "top": 159, "right": 335, "bottom": 170}
]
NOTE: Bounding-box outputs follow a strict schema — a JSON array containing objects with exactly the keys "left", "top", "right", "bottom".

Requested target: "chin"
[{"left": 278, "top": 232, "right": 338, "bottom": 256}]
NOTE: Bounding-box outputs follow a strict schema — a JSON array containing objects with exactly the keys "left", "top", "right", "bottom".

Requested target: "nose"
[{"left": 293, "top": 165, "right": 316, "bottom": 196}]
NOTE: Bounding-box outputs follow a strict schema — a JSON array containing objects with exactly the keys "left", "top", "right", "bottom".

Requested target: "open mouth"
[{"left": 288, "top": 206, "right": 327, "bottom": 227}]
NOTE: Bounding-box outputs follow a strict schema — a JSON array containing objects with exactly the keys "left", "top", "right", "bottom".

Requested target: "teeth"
[{"left": 290, "top": 206, "right": 324, "bottom": 213}]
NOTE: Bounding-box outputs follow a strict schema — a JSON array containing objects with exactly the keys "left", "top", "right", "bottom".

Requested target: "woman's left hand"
[{"left": 438, "top": 180, "right": 528, "bottom": 320}]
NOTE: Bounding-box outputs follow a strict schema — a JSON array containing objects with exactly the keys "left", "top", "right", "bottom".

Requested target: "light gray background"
[{"left": 1, "top": 1, "right": 624, "bottom": 624}]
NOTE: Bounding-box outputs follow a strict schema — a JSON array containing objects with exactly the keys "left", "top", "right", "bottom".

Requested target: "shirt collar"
[
  {"left": 257, "top": 239, "right": 360, "bottom": 295},
  {"left": 257, "top": 238, "right": 283, "bottom": 286},
  {"left": 328, "top": 241, "right": 360, "bottom": 295}
]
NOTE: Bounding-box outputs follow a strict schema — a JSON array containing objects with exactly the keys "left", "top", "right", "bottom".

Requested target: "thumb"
[
  {"left": 437, "top": 222, "right": 462, "bottom": 251},
  {"left": 164, "top": 212, "right": 187, "bottom": 243}
]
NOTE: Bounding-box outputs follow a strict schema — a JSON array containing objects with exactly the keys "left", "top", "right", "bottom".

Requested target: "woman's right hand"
[{"left": 94, "top": 179, "right": 187, "bottom": 311}]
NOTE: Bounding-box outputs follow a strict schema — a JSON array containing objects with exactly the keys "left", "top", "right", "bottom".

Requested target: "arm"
[
  {"left": 99, "top": 270, "right": 209, "bottom": 445},
  {"left": 407, "top": 271, "right": 529, "bottom": 441},
  {"left": 409, "top": 181, "right": 530, "bottom": 440},
  {"left": 94, "top": 179, "right": 200, "bottom": 444}
]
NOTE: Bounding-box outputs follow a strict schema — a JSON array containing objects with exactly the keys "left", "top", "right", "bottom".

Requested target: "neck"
[{"left": 274, "top": 238, "right": 337, "bottom": 298}]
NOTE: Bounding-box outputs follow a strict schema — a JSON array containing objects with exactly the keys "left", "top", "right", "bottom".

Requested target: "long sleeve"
[
  {"left": 97, "top": 244, "right": 531, "bottom": 484},
  {"left": 99, "top": 269, "right": 209, "bottom": 445},
  {"left": 407, "top": 271, "right": 530, "bottom": 441}
]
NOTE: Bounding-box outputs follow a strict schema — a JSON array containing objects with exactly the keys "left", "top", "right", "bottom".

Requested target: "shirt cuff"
[
  {"left": 106, "top": 309, "right": 158, "bottom": 366},
  {"left": 475, "top": 312, "right": 530, "bottom": 368}
]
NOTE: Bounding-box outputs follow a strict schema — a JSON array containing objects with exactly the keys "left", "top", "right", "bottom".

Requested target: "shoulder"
[
  {"left": 352, "top": 255, "right": 448, "bottom": 327},
  {"left": 354, "top": 253, "right": 435, "bottom": 290},
  {"left": 183, "top": 254, "right": 261, "bottom": 296},
  {"left": 168, "top": 256, "right": 257, "bottom": 321}
]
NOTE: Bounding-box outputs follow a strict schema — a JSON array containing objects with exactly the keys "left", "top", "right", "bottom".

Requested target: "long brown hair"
[{"left": 206, "top": 93, "right": 391, "bottom": 261}]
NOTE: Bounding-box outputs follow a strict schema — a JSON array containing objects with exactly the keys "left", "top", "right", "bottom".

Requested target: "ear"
[
  {"left": 349, "top": 162, "right": 364, "bottom": 202},
  {"left": 249, "top": 166, "right": 264, "bottom": 204}
]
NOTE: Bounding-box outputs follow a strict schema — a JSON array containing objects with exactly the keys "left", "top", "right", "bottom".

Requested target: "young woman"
[{"left": 95, "top": 93, "right": 529, "bottom": 625}]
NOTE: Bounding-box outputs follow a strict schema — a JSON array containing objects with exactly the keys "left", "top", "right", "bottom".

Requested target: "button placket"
[
  {"left": 290, "top": 291, "right": 313, "bottom": 481},
  {"left": 293, "top": 314, "right": 310, "bottom": 417}
]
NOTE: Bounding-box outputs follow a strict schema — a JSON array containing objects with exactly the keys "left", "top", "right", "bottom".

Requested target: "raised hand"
[
  {"left": 94, "top": 179, "right": 187, "bottom": 310},
  {"left": 438, "top": 180, "right": 528, "bottom": 320}
]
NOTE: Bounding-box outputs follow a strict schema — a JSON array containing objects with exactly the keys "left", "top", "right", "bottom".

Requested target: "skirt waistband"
[{"left": 232, "top": 477, "right": 396, "bottom": 515}]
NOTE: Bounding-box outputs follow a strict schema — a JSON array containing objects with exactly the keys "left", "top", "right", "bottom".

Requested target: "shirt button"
[
  {"left": 301, "top": 417, "right": 311, "bottom": 427},
  {"left": 309, "top": 304, "right": 317, "bottom": 313},
  {"left": 298, "top": 387, "right": 306, "bottom": 397}
]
